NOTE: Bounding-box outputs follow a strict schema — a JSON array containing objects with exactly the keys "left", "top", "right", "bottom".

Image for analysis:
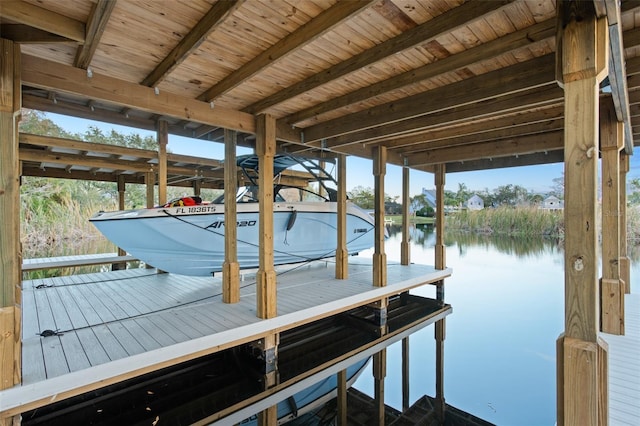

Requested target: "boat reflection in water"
[{"left": 90, "top": 154, "right": 376, "bottom": 276}]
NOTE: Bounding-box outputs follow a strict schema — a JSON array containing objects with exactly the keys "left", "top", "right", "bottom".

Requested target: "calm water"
[{"left": 354, "top": 224, "right": 639, "bottom": 426}]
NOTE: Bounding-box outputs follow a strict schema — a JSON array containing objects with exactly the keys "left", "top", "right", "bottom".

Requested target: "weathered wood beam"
[
  {"left": 400, "top": 165, "right": 409, "bottom": 266},
  {"left": 372, "top": 146, "right": 386, "bottom": 288},
  {"left": 602, "top": 0, "right": 634, "bottom": 153},
  {"left": 335, "top": 154, "right": 348, "bottom": 279},
  {"left": 247, "top": 0, "right": 514, "bottom": 114},
  {"left": 144, "top": 0, "right": 243, "bottom": 88},
  {"left": 0, "top": 0, "right": 85, "bottom": 43},
  {"left": 0, "top": 24, "right": 68, "bottom": 43},
  {"left": 284, "top": 18, "right": 555, "bottom": 126},
  {"left": 406, "top": 131, "right": 563, "bottom": 167},
  {"left": 20, "top": 54, "right": 256, "bottom": 135},
  {"left": 303, "top": 54, "right": 557, "bottom": 144},
  {"left": 74, "top": 0, "right": 117, "bottom": 69},
  {"left": 444, "top": 150, "right": 564, "bottom": 173},
  {"left": 393, "top": 117, "right": 564, "bottom": 156},
  {"left": 200, "top": 0, "right": 373, "bottom": 103}
]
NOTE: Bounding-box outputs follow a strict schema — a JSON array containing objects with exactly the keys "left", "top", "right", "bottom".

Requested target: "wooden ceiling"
[{"left": 2, "top": 0, "right": 640, "bottom": 174}]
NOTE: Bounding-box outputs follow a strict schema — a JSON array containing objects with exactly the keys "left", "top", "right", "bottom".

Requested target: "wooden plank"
[
  {"left": 0, "top": 1, "right": 85, "bottom": 42},
  {"left": 248, "top": 0, "right": 514, "bottom": 114},
  {"left": 335, "top": 154, "right": 348, "bottom": 278},
  {"left": 223, "top": 128, "right": 240, "bottom": 303},
  {"left": 373, "top": 146, "right": 387, "bottom": 288},
  {"left": 144, "top": 0, "right": 243, "bottom": 87},
  {"left": 21, "top": 338, "right": 46, "bottom": 384},
  {"left": 201, "top": 0, "right": 373, "bottom": 103}
]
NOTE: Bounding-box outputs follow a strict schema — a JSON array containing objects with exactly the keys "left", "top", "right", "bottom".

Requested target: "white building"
[{"left": 466, "top": 194, "right": 484, "bottom": 210}]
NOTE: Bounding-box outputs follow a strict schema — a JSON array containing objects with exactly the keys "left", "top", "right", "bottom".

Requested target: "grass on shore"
[{"left": 445, "top": 206, "right": 564, "bottom": 237}]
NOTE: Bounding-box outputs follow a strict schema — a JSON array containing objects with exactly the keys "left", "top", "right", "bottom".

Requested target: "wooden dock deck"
[
  {"left": 601, "top": 293, "right": 640, "bottom": 425},
  {"left": 1, "top": 259, "right": 451, "bottom": 417}
]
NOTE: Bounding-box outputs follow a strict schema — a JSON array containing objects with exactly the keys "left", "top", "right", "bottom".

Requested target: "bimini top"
[{"left": 236, "top": 154, "right": 301, "bottom": 176}]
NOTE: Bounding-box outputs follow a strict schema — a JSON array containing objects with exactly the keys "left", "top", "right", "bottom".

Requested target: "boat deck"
[
  {"left": 601, "top": 292, "right": 640, "bottom": 425},
  {"left": 2, "top": 258, "right": 451, "bottom": 417}
]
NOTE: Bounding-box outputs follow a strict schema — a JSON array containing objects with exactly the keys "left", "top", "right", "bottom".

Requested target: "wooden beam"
[
  {"left": 373, "top": 349, "right": 387, "bottom": 426},
  {"left": 223, "top": 129, "right": 240, "bottom": 304},
  {"left": 434, "top": 165, "right": 445, "bottom": 271},
  {"left": 256, "top": 114, "right": 277, "bottom": 319},
  {"left": 248, "top": 0, "right": 514, "bottom": 114},
  {"left": 444, "top": 150, "right": 565, "bottom": 173},
  {"left": 0, "top": 0, "right": 85, "bottom": 42},
  {"left": 20, "top": 54, "right": 256, "bottom": 135},
  {"left": 0, "top": 37, "right": 22, "bottom": 399},
  {"left": 144, "top": 0, "right": 243, "bottom": 88},
  {"left": 302, "top": 54, "right": 557, "bottom": 143},
  {"left": 201, "top": 0, "right": 373, "bottom": 103},
  {"left": 619, "top": 152, "right": 631, "bottom": 294},
  {"left": 337, "top": 369, "right": 347, "bottom": 426},
  {"left": 74, "top": 0, "right": 117, "bottom": 69},
  {"left": 320, "top": 84, "right": 563, "bottom": 149},
  {"left": 602, "top": 0, "right": 634, "bottom": 153},
  {"left": 407, "top": 131, "right": 563, "bottom": 167},
  {"left": 284, "top": 18, "right": 555, "bottom": 126},
  {"left": 401, "top": 337, "right": 409, "bottom": 412},
  {"left": 0, "top": 25, "right": 69, "bottom": 43}
]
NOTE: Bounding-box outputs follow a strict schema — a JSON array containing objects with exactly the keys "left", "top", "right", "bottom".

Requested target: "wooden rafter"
[
  {"left": 284, "top": 18, "right": 556, "bottom": 126},
  {"left": 245, "top": 0, "right": 514, "bottom": 114},
  {"left": 0, "top": 24, "right": 69, "bottom": 43},
  {"left": 302, "top": 54, "right": 557, "bottom": 144},
  {"left": 74, "top": 0, "right": 117, "bottom": 69},
  {"left": 0, "top": 0, "right": 85, "bottom": 42},
  {"left": 197, "top": 0, "right": 374, "bottom": 103},
  {"left": 142, "top": 0, "right": 243, "bottom": 88}
]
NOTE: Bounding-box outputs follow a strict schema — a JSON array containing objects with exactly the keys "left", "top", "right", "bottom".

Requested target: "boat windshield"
[{"left": 212, "top": 185, "right": 335, "bottom": 203}]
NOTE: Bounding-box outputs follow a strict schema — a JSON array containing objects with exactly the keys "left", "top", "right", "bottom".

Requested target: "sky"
[{"left": 47, "top": 112, "right": 639, "bottom": 199}]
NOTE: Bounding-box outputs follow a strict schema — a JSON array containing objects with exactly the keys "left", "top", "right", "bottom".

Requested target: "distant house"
[
  {"left": 466, "top": 194, "right": 484, "bottom": 210},
  {"left": 541, "top": 195, "right": 564, "bottom": 210}
]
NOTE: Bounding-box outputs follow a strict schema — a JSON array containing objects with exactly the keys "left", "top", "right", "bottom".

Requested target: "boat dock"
[{"left": 1, "top": 258, "right": 451, "bottom": 421}]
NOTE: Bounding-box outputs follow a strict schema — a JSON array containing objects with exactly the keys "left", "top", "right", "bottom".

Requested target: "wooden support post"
[
  {"left": 401, "top": 166, "right": 410, "bottom": 265},
  {"left": 145, "top": 171, "right": 155, "bottom": 208},
  {"left": 223, "top": 129, "right": 240, "bottom": 303},
  {"left": 335, "top": 154, "right": 348, "bottom": 279},
  {"left": 192, "top": 178, "right": 201, "bottom": 198},
  {"left": 0, "top": 38, "right": 22, "bottom": 422},
  {"left": 372, "top": 146, "right": 387, "bottom": 288},
  {"left": 435, "top": 318, "right": 446, "bottom": 422},
  {"left": 256, "top": 114, "right": 277, "bottom": 319},
  {"left": 434, "top": 164, "right": 446, "bottom": 271},
  {"left": 557, "top": 3, "right": 608, "bottom": 424},
  {"left": 256, "top": 333, "right": 279, "bottom": 426},
  {"left": 600, "top": 96, "right": 624, "bottom": 335},
  {"left": 401, "top": 336, "right": 410, "bottom": 412},
  {"left": 337, "top": 369, "right": 348, "bottom": 426},
  {"left": 619, "top": 151, "right": 631, "bottom": 294},
  {"left": 373, "top": 348, "right": 386, "bottom": 426},
  {"left": 113, "top": 175, "right": 127, "bottom": 270},
  {"left": 157, "top": 120, "right": 168, "bottom": 206}
]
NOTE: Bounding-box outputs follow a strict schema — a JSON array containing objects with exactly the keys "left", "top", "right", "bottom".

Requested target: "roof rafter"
[
  {"left": 302, "top": 54, "right": 557, "bottom": 144},
  {"left": 246, "top": 0, "right": 515, "bottom": 114},
  {"left": 284, "top": 18, "right": 556, "bottom": 126},
  {"left": 1, "top": 0, "right": 85, "bottom": 42},
  {"left": 198, "top": 0, "right": 375, "bottom": 103},
  {"left": 74, "top": 0, "right": 117, "bottom": 69},
  {"left": 142, "top": 0, "right": 243, "bottom": 88}
]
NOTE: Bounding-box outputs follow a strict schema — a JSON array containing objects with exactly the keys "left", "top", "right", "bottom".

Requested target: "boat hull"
[{"left": 90, "top": 202, "right": 374, "bottom": 276}]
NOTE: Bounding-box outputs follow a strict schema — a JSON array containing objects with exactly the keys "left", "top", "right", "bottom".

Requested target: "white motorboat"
[{"left": 90, "top": 154, "right": 375, "bottom": 276}]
